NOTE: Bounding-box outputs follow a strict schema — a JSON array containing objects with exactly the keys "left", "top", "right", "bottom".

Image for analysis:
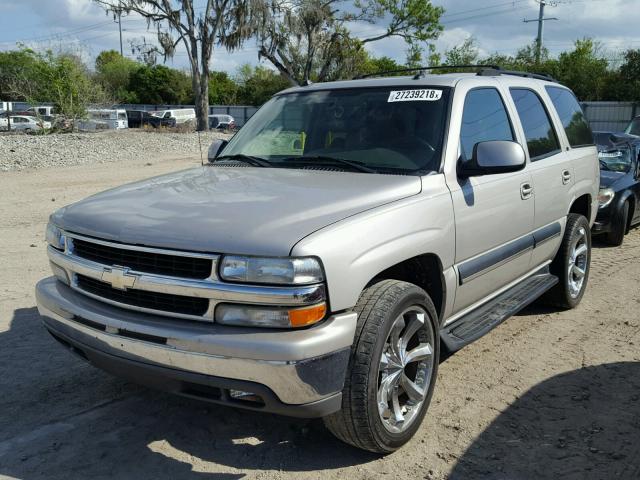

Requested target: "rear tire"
[
  {"left": 606, "top": 200, "right": 628, "bottom": 247},
  {"left": 544, "top": 213, "right": 591, "bottom": 309},
  {"left": 323, "top": 280, "right": 439, "bottom": 453}
]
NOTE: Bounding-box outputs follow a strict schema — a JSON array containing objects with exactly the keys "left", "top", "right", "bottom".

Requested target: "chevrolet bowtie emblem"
[{"left": 101, "top": 266, "right": 137, "bottom": 290}]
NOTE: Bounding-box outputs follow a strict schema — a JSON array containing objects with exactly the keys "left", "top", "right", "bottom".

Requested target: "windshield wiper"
[
  {"left": 214, "top": 154, "right": 273, "bottom": 168},
  {"left": 281, "top": 155, "right": 376, "bottom": 173}
]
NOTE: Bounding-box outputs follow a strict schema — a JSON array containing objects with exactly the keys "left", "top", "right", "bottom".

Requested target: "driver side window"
[{"left": 460, "top": 88, "right": 514, "bottom": 161}]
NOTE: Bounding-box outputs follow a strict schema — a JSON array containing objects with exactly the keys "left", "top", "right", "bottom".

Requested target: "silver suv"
[{"left": 36, "top": 68, "right": 599, "bottom": 453}]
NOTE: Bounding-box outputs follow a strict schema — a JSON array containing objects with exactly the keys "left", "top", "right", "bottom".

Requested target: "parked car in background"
[
  {"left": 85, "top": 109, "right": 128, "bottom": 130},
  {"left": 151, "top": 108, "right": 196, "bottom": 125},
  {"left": 9, "top": 115, "right": 51, "bottom": 132},
  {"left": 208, "top": 114, "right": 236, "bottom": 130},
  {"left": 592, "top": 131, "right": 640, "bottom": 245},
  {"left": 126, "top": 110, "right": 176, "bottom": 129},
  {"left": 625, "top": 116, "right": 640, "bottom": 137}
]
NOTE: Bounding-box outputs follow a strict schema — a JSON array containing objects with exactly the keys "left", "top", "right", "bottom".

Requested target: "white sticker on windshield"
[{"left": 388, "top": 89, "right": 442, "bottom": 102}]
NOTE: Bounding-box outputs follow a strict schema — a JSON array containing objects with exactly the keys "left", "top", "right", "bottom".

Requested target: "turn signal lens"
[
  {"left": 215, "top": 303, "right": 326, "bottom": 328},
  {"left": 289, "top": 303, "right": 327, "bottom": 328}
]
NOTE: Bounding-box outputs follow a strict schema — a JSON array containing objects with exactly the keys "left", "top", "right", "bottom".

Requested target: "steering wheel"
[
  {"left": 599, "top": 159, "right": 609, "bottom": 170},
  {"left": 392, "top": 136, "right": 436, "bottom": 152}
]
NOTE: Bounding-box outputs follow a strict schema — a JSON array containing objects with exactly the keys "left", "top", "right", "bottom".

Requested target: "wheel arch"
[
  {"left": 366, "top": 253, "right": 446, "bottom": 322},
  {"left": 568, "top": 193, "right": 592, "bottom": 222}
]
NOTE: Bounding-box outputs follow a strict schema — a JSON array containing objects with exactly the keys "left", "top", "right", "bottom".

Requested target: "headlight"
[
  {"left": 219, "top": 256, "right": 323, "bottom": 285},
  {"left": 215, "top": 303, "right": 327, "bottom": 328},
  {"left": 45, "top": 222, "right": 66, "bottom": 250},
  {"left": 597, "top": 188, "right": 615, "bottom": 209}
]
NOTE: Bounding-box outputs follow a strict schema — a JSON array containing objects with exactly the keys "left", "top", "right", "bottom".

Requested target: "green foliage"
[
  {"left": 128, "top": 64, "right": 193, "bottom": 104},
  {"left": 95, "top": 50, "right": 140, "bottom": 103},
  {"left": 235, "top": 65, "right": 291, "bottom": 105},
  {"left": 209, "top": 71, "right": 239, "bottom": 104}
]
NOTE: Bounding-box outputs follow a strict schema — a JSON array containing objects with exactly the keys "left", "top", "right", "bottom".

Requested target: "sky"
[{"left": 0, "top": 0, "right": 638, "bottom": 75}]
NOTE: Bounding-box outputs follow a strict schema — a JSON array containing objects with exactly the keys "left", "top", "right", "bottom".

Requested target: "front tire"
[
  {"left": 324, "top": 280, "right": 439, "bottom": 453},
  {"left": 606, "top": 200, "right": 628, "bottom": 246},
  {"left": 545, "top": 213, "right": 591, "bottom": 309}
]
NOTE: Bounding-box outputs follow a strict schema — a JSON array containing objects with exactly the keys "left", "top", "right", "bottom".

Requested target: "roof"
[{"left": 277, "top": 72, "right": 560, "bottom": 95}]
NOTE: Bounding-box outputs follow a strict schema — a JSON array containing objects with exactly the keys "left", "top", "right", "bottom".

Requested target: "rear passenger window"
[
  {"left": 460, "top": 88, "right": 514, "bottom": 160},
  {"left": 545, "top": 86, "right": 593, "bottom": 147},
  {"left": 510, "top": 88, "right": 560, "bottom": 160}
]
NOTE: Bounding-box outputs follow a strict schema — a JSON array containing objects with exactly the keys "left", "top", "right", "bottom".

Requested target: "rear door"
[
  {"left": 507, "top": 87, "right": 570, "bottom": 267},
  {"left": 448, "top": 86, "right": 535, "bottom": 313}
]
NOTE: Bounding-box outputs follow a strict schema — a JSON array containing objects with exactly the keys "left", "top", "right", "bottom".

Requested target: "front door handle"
[
  {"left": 562, "top": 170, "right": 572, "bottom": 185},
  {"left": 521, "top": 182, "right": 533, "bottom": 200}
]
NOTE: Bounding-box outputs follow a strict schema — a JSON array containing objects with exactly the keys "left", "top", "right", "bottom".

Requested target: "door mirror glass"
[
  {"left": 459, "top": 140, "right": 526, "bottom": 177},
  {"left": 208, "top": 139, "right": 228, "bottom": 162}
]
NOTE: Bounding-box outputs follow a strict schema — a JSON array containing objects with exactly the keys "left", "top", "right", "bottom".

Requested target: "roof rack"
[
  {"left": 353, "top": 64, "right": 500, "bottom": 80},
  {"left": 478, "top": 67, "right": 558, "bottom": 83},
  {"left": 353, "top": 64, "right": 559, "bottom": 83}
]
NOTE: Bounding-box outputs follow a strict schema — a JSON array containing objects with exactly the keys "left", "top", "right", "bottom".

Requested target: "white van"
[
  {"left": 152, "top": 108, "right": 196, "bottom": 125},
  {"left": 86, "top": 109, "right": 128, "bottom": 129}
]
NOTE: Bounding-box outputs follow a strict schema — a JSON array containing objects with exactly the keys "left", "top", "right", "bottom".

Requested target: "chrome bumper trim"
[
  {"left": 49, "top": 243, "right": 325, "bottom": 322},
  {"left": 36, "top": 277, "right": 357, "bottom": 404}
]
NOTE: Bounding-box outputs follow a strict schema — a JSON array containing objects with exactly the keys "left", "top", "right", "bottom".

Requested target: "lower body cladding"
[{"left": 35, "top": 277, "right": 357, "bottom": 418}]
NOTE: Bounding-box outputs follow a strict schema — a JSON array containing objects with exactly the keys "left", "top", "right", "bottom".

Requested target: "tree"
[
  {"left": 95, "top": 50, "right": 140, "bottom": 103},
  {"left": 235, "top": 64, "right": 290, "bottom": 105},
  {"left": 255, "top": 0, "right": 443, "bottom": 85},
  {"left": 94, "top": 0, "right": 260, "bottom": 130},
  {"left": 128, "top": 64, "right": 192, "bottom": 104},
  {"left": 209, "top": 71, "right": 238, "bottom": 105},
  {"left": 553, "top": 39, "right": 609, "bottom": 101}
]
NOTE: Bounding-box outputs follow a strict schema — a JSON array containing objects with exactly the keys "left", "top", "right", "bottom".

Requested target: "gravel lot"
[
  {"left": 0, "top": 130, "right": 230, "bottom": 171},
  {"left": 1, "top": 149, "right": 639, "bottom": 479}
]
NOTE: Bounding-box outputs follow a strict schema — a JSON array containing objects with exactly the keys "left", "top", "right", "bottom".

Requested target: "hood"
[
  {"left": 599, "top": 170, "right": 627, "bottom": 189},
  {"left": 53, "top": 166, "right": 422, "bottom": 256}
]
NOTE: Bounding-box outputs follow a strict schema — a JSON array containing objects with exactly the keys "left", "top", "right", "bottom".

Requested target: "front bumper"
[{"left": 36, "top": 277, "right": 357, "bottom": 417}]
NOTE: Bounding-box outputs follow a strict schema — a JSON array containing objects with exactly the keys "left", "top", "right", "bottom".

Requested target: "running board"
[{"left": 440, "top": 270, "right": 558, "bottom": 352}]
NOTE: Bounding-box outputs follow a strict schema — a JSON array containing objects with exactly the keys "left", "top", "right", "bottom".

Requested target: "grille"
[
  {"left": 72, "top": 238, "right": 212, "bottom": 280},
  {"left": 76, "top": 274, "right": 209, "bottom": 317}
]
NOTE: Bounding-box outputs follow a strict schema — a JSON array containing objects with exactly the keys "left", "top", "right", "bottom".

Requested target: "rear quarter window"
[{"left": 545, "top": 86, "right": 593, "bottom": 147}]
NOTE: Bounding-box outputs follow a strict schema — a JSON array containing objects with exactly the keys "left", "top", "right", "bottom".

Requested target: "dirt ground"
[{"left": 1, "top": 156, "right": 639, "bottom": 480}]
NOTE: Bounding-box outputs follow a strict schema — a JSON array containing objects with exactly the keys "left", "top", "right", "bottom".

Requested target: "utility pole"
[
  {"left": 115, "top": 7, "right": 124, "bottom": 55},
  {"left": 524, "top": 0, "right": 558, "bottom": 64}
]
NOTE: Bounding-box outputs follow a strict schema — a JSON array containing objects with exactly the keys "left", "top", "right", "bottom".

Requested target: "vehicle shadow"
[
  {"left": 449, "top": 362, "right": 640, "bottom": 479},
  {"left": 0, "top": 307, "right": 375, "bottom": 480}
]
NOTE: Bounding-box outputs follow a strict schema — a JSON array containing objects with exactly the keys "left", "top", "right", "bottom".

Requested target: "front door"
[{"left": 449, "top": 87, "right": 535, "bottom": 314}]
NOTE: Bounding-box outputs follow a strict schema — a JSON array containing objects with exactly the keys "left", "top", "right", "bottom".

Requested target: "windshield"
[
  {"left": 626, "top": 117, "right": 640, "bottom": 137},
  {"left": 598, "top": 146, "right": 632, "bottom": 173},
  {"left": 221, "top": 87, "right": 451, "bottom": 174}
]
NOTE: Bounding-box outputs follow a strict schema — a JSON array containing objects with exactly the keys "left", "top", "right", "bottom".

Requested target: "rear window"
[
  {"left": 545, "top": 86, "right": 593, "bottom": 147},
  {"left": 510, "top": 88, "right": 560, "bottom": 160}
]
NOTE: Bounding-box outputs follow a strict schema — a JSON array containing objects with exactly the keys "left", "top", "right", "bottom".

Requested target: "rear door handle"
[
  {"left": 562, "top": 170, "right": 572, "bottom": 185},
  {"left": 520, "top": 182, "right": 533, "bottom": 200}
]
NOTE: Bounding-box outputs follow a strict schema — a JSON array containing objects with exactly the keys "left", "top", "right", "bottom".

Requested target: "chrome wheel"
[
  {"left": 568, "top": 226, "right": 588, "bottom": 298},
  {"left": 377, "top": 307, "right": 435, "bottom": 433}
]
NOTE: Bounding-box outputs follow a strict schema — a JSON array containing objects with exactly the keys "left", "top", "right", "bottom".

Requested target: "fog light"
[
  {"left": 229, "top": 389, "right": 263, "bottom": 403},
  {"left": 50, "top": 261, "right": 69, "bottom": 285},
  {"left": 215, "top": 303, "right": 326, "bottom": 328}
]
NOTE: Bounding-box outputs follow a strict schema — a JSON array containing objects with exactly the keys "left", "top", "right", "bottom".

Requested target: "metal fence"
[
  {"left": 581, "top": 102, "right": 638, "bottom": 133},
  {"left": 7, "top": 100, "right": 639, "bottom": 132},
  {"left": 114, "top": 104, "right": 258, "bottom": 126}
]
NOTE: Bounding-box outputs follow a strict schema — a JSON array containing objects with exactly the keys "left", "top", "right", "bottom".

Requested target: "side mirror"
[
  {"left": 459, "top": 140, "right": 526, "bottom": 177},
  {"left": 208, "top": 139, "right": 228, "bottom": 162}
]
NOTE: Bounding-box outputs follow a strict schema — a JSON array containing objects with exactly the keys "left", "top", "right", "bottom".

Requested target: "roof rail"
[
  {"left": 478, "top": 67, "right": 558, "bottom": 83},
  {"left": 353, "top": 64, "right": 559, "bottom": 83},
  {"left": 353, "top": 64, "right": 501, "bottom": 80}
]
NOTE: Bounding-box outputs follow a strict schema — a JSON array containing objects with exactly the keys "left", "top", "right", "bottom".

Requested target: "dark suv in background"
[
  {"left": 593, "top": 132, "right": 640, "bottom": 245},
  {"left": 126, "top": 110, "right": 176, "bottom": 129}
]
